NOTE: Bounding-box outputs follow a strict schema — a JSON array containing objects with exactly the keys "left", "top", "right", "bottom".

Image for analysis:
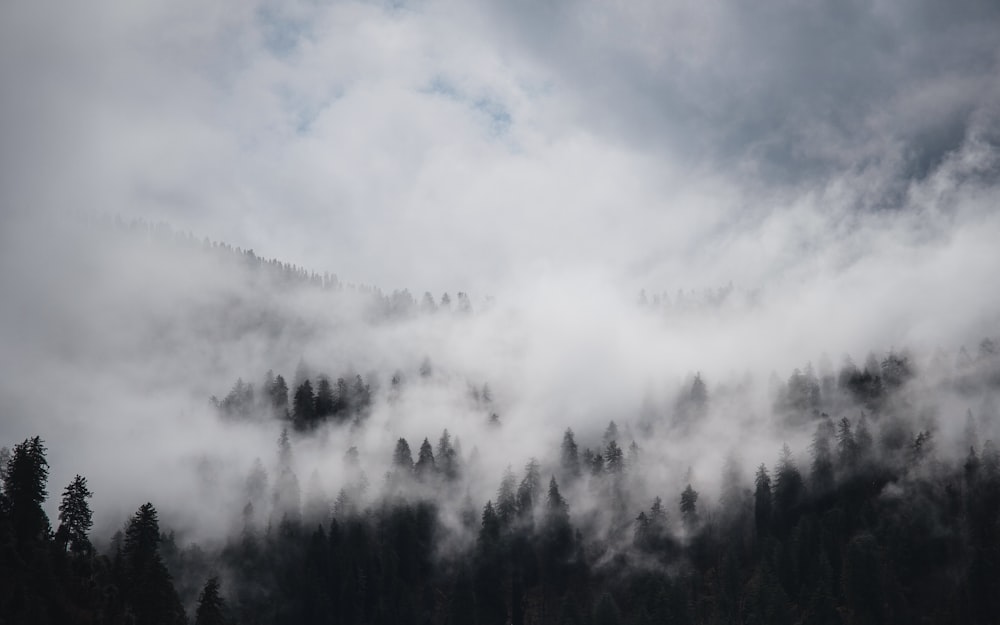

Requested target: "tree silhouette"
[
  {"left": 56, "top": 474, "right": 93, "bottom": 555},
  {"left": 415, "top": 438, "right": 436, "bottom": 480},
  {"left": 3, "top": 436, "right": 50, "bottom": 545},
  {"left": 195, "top": 577, "right": 228, "bottom": 625}
]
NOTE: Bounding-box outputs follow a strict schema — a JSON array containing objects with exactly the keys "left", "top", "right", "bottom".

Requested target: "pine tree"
[
  {"left": 314, "top": 377, "right": 335, "bottom": 419},
  {"left": 603, "top": 421, "right": 619, "bottom": 445},
  {"left": 121, "top": 503, "right": 187, "bottom": 625},
  {"left": 195, "top": 577, "right": 228, "bottom": 625},
  {"left": 836, "top": 417, "right": 856, "bottom": 470},
  {"left": 810, "top": 418, "right": 835, "bottom": 492},
  {"left": 649, "top": 496, "right": 668, "bottom": 535},
  {"left": 438, "top": 429, "right": 459, "bottom": 480},
  {"left": 479, "top": 501, "right": 501, "bottom": 548},
  {"left": 546, "top": 476, "right": 568, "bottom": 518},
  {"left": 561, "top": 429, "right": 580, "bottom": 479},
  {"left": 516, "top": 458, "right": 541, "bottom": 517},
  {"left": 589, "top": 450, "right": 605, "bottom": 476},
  {"left": 773, "top": 444, "right": 804, "bottom": 533},
  {"left": 475, "top": 500, "right": 505, "bottom": 625},
  {"left": 605, "top": 440, "right": 625, "bottom": 475},
  {"left": 634, "top": 511, "right": 651, "bottom": 548},
  {"left": 273, "top": 429, "right": 300, "bottom": 520},
  {"left": 754, "top": 464, "right": 772, "bottom": 538},
  {"left": 415, "top": 438, "right": 436, "bottom": 479},
  {"left": 496, "top": 466, "right": 518, "bottom": 525},
  {"left": 393, "top": 438, "right": 414, "bottom": 472},
  {"left": 3, "top": 436, "right": 50, "bottom": 545},
  {"left": 292, "top": 379, "right": 316, "bottom": 429},
  {"left": 351, "top": 374, "right": 372, "bottom": 416},
  {"left": 269, "top": 374, "right": 289, "bottom": 417},
  {"left": 680, "top": 484, "right": 699, "bottom": 529},
  {"left": 56, "top": 474, "right": 93, "bottom": 555}
]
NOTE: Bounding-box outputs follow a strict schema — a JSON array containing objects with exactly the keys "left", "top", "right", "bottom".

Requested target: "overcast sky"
[{"left": 2, "top": 0, "right": 999, "bottom": 296}]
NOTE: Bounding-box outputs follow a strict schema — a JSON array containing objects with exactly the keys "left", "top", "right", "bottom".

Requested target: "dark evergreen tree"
[
  {"left": 881, "top": 350, "right": 913, "bottom": 391},
  {"left": 753, "top": 464, "right": 772, "bottom": 539},
  {"left": 121, "top": 502, "right": 187, "bottom": 625},
  {"left": 292, "top": 379, "right": 316, "bottom": 430},
  {"left": 475, "top": 501, "right": 505, "bottom": 625},
  {"left": 269, "top": 373, "right": 289, "bottom": 417},
  {"left": 605, "top": 440, "right": 625, "bottom": 475},
  {"left": 437, "top": 429, "right": 459, "bottom": 480},
  {"left": 773, "top": 444, "right": 804, "bottom": 534},
  {"left": 314, "top": 377, "right": 335, "bottom": 419},
  {"left": 680, "top": 484, "right": 699, "bottom": 529},
  {"left": 350, "top": 374, "right": 372, "bottom": 417},
  {"left": 496, "top": 466, "right": 518, "bottom": 525},
  {"left": 836, "top": 416, "right": 856, "bottom": 470},
  {"left": 393, "top": 438, "right": 414, "bottom": 473},
  {"left": 194, "top": 577, "right": 228, "bottom": 625},
  {"left": 273, "top": 428, "right": 301, "bottom": 520},
  {"left": 560, "top": 429, "right": 580, "bottom": 480},
  {"left": 3, "top": 436, "right": 50, "bottom": 545},
  {"left": 334, "top": 376, "right": 350, "bottom": 418},
  {"left": 649, "top": 496, "right": 668, "bottom": 538},
  {"left": 516, "top": 458, "right": 541, "bottom": 517},
  {"left": 588, "top": 449, "right": 605, "bottom": 476},
  {"left": 56, "top": 474, "right": 93, "bottom": 555},
  {"left": 810, "top": 418, "right": 835, "bottom": 492},
  {"left": 415, "top": 438, "right": 436, "bottom": 480}
]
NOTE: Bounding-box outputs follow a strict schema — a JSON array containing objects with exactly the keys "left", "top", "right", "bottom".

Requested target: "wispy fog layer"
[{"left": 0, "top": 210, "right": 998, "bottom": 546}]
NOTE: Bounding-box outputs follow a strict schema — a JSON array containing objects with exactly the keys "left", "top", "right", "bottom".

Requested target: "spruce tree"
[
  {"left": 560, "top": 429, "right": 580, "bottom": 479},
  {"left": 121, "top": 503, "right": 187, "bottom": 625},
  {"left": 292, "top": 379, "right": 316, "bottom": 430},
  {"left": 415, "top": 438, "right": 436, "bottom": 479},
  {"left": 393, "top": 438, "right": 414, "bottom": 472},
  {"left": 56, "top": 474, "right": 93, "bottom": 555},
  {"left": 3, "top": 436, "right": 50, "bottom": 545},
  {"left": 195, "top": 577, "right": 228, "bottom": 625},
  {"left": 496, "top": 466, "right": 518, "bottom": 525},
  {"left": 753, "top": 464, "right": 772, "bottom": 538},
  {"left": 314, "top": 377, "right": 335, "bottom": 419},
  {"left": 680, "top": 484, "right": 699, "bottom": 529},
  {"left": 516, "top": 458, "right": 541, "bottom": 515}
]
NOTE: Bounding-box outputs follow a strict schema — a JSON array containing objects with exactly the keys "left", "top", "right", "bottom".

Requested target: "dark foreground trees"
[{"left": 6, "top": 380, "right": 1000, "bottom": 625}]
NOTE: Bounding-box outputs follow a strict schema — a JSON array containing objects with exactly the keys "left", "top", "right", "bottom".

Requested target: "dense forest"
[{"left": 3, "top": 328, "right": 1000, "bottom": 624}]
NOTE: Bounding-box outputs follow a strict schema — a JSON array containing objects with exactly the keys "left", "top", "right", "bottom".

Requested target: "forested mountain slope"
[{"left": 2, "top": 217, "right": 1000, "bottom": 624}]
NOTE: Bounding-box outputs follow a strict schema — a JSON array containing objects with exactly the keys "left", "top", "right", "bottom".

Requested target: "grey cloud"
[{"left": 485, "top": 0, "right": 1000, "bottom": 190}]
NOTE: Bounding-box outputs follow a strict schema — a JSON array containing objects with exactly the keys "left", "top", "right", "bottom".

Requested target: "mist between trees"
[{"left": 2, "top": 216, "right": 1000, "bottom": 624}]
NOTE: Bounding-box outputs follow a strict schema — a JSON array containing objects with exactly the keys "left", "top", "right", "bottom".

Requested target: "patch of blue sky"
[
  {"left": 272, "top": 82, "right": 343, "bottom": 136},
  {"left": 422, "top": 75, "right": 513, "bottom": 137},
  {"left": 257, "top": 5, "right": 309, "bottom": 57},
  {"left": 474, "top": 98, "right": 512, "bottom": 136}
]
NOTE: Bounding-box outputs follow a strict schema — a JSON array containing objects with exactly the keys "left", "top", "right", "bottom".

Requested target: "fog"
[{"left": 1, "top": 0, "right": 999, "bottom": 559}]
